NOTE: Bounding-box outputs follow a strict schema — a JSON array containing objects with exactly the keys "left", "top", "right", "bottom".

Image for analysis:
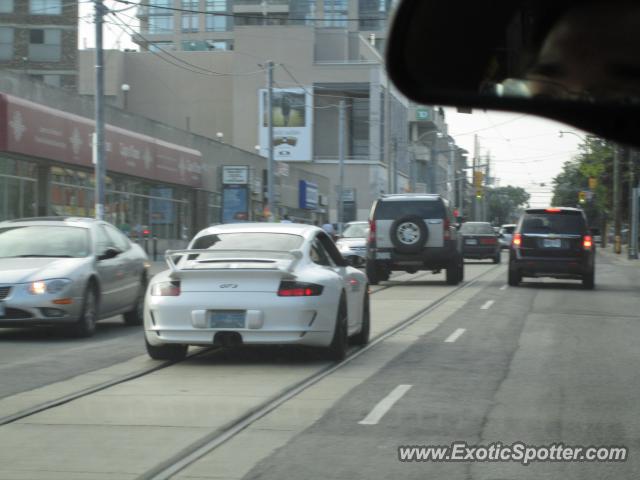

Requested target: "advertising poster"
[
  {"left": 150, "top": 187, "right": 174, "bottom": 225},
  {"left": 222, "top": 184, "right": 249, "bottom": 223},
  {"left": 258, "top": 88, "right": 313, "bottom": 161}
]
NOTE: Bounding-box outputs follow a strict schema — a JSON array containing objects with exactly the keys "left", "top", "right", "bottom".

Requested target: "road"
[{"left": 0, "top": 251, "right": 639, "bottom": 479}]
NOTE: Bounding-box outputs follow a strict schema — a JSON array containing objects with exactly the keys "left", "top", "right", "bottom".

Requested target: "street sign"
[
  {"left": 222, "top": 165, "right": 249, "bottom": 184},
  {"left": 416, "top": 108, "right": 429, "bottom": 121},
  {"left": 589, "top": 177, "right": 598, "bottom": 189}
]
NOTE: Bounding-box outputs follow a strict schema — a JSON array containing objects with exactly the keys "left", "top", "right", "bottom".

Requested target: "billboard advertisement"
[
  {"left": 222, "top": 185, "right": 249, "bottom": 223},
  {"left": 258, "top": 88, "right": 313, "bottom": 161}
]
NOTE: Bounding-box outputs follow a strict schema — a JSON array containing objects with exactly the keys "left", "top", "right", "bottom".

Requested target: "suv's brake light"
[
  {"left": 444, "top": 218, "right": 451, "bottom": 240},
  {"left": 368, "top": 219, "right": 376, "bottom": 246},
  {"left": 583, "top": 235, "right": 593, "bottom": 250},
  {"left": 512, "top": 233, "right": 522, "bottom": 247},
  {"left": 545, "top": 208, "right": 561, "bottom": 213}
]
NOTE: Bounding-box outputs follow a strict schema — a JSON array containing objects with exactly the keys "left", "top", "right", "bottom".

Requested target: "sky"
[{"left": 78, "top": 3, "right": 587, "bottom": 208}]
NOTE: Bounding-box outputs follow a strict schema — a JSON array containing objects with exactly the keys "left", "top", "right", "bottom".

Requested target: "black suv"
[
  {"left": 508, "top": 207, "right": 595, "bottom": 289},
  {"left": 365, "top": 194, "right": 463, "bottom": 285}
]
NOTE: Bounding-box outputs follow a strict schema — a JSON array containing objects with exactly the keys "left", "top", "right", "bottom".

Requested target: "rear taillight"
[
  {"left": 150, "top": 281, "right": 181, "bottom": 296},
  {"left": 368, "top": 220, "right": 376, "bottom": 246},
  {"left": 277, "top": 281, "right": 324, "bottom": 297},
  {"left": 583, "top": 235, "right": 593, "bottom": 250},
  {"left": 444, "top": 218, "right": 451, "bottom": 240},
  {"left": 512, "top": 233, "right": 522, "bottom": 248}
]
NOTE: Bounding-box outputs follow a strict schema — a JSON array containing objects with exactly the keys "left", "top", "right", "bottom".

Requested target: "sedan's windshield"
[
  {"left": 341, "top": 223, "right": 368, "bottom": 238},
  {"left": 460, "top": 223, "right": 495, "bottom": 235},
  {"left": 0, "top": 226, "right": 90, "bottom": 258}
]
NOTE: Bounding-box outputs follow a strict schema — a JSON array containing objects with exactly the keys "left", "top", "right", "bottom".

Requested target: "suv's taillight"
[
  {"left": 368, "top": 219, "right": 376, "bottom": 247},
  {"left": 512, "top": 233, "right": 522, "bottom": 248},
  {"left": 444, "top": 218, "right": 451, "bottom": 240},
  {"left": 583, "top": 235, "right": 593, "bottom": 250},
  {"left": 277, "top": 281, "right": 324, "bottom": 297}
]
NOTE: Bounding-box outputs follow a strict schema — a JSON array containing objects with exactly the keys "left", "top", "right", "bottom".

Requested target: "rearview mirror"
[{"left": 386, "top": 0, "right": 640, "bottom": 147}]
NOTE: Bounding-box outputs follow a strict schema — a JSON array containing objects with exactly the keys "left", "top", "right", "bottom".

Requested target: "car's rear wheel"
[
  {"left": 326, "top": 296, "right": 348, "bottom": 361},
  {"left": 493, "top": 251, "right": 501, "bottom": 264},
  {"left": 458, "top": 257, "right": 465, "bottom": 281},
  {"left": 145, "top": 337, "right": 188, "bottom": 361},
  {"left": 123, "top": 275, "right": 147, "bottom": 326},
  {"left": 68, "top": 285, "right": 98, "bottom": 338},
  {"left": 446, "top": 255, "right": 461, "bottom": 285},
  {"left": 582, "top": 268, "right": 595, "bottom": 289},
  {"left": 508, "top": 267, "right": 521, "bottom": 286},
  {"left": 351, "top": 290, "right": 370, "bottom": 346}
]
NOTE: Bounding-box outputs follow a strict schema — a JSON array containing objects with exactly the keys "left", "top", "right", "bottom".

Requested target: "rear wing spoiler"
[{"left": 164, "top": 249, "right": 304, "bottom": 279}]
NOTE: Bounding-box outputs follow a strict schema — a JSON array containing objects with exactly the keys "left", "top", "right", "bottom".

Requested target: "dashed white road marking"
[
  {"left": 358, "top": 384, "right": 413, "bottom": 425},
  {"left": 444, "top": 328, "right": 466, "bottom": 343},
  {"left": 500, "top": 285, "right": 508, "bottom": 291},
  {"left": 481, "top": 300, "right": 495, "bottom": 310}
]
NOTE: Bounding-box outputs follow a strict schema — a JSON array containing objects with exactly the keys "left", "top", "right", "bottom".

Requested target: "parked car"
[
  {"left": 508, "top": 208, "right": 595, "bottom": 289},
  {"left": 365, "top": 193, "right": 463, "bottom": 285},
  {"left": 460, "top": 222, "right": 501, "bottom": 263},
  {"left": 144, "top": 223, "right": 369, "bottom": 361},
  {"left": 499, "top": 224, "right": 517, "bottom": 249},
  {"left": 336, "top": 221, "right": 368, "bottom": 267},
  {"left": 0, "top": 217, "right": 149, "bottom": 337}
]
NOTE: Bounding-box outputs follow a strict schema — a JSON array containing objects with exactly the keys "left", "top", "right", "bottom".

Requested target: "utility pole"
[
  {"left": 629, "top": 149, "right": 638, "bottom": 259},
  {"left": 337, "top": 100, "right": 346, "bottom": 234},
  {"left": 384, "top": 76, "right": 392, "bottom": 193},
  {"left": 472, "top": 134, "right": 479, "bottom": 221},
  {"left": 614, "top": 144, "right": 622, "bottom": 253},
  {"left": 94, "top": 0, "right": 106, "bottom": 220},
  {"left": 266, "top": 61, "right": 275, "bottom": 222}
]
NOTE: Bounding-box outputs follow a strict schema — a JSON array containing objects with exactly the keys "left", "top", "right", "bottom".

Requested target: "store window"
[
  {"left": 0, "top": 157, "right": 37, "bottom": 221},
  {"left": 30, "top": 0, "right": 62, "bottom": 15},
  {"left": 29, "top": 29, "right": 61, "bottom": 62},
  {"left": 0, "top": 28, "right": 13, "bottom": 61}
]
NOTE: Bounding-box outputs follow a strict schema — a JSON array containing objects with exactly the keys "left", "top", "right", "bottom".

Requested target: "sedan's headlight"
[{"left": 28, "top": 279, "right": 72, "bottom": 295}]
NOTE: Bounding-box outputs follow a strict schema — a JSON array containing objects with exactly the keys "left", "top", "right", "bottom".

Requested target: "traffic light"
[
  {"left": 588, "top": 177, "right": 598, "bottom": 190},
  {"left": 578, "top": 191, "right": 586, "bottom": 204}
]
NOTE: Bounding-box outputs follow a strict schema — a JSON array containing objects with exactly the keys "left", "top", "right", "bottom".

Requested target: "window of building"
[
  {"left": 0, "top": 1, "right": 14, "bottom": 13},
  {"left": 182, "top": 39, "right": 232, "bottom": 51},
  {"left": 28, "top": 29, "right": 61, "bottom": 62},
  {"left": 43, "top": 74, "right": 61, "bottom": 87},
  {"left": 30, "top": 0, "right": 62, "bottom": 15},
  {"left": 289, "top": 0, "right": 316, "bottom": 26},
  {"left": 149, "top": 41, "right": 174, "bottom": 52},
  {"left": 0, "top": 28, "right": 13, "bottom": 61},
  {"left": 149, "top": 0, "right": 171, "bottom": 15},
  {"left": 359, "top": 0, "right": 390, "bottom": 30},
  {"left": 0, "top": 157, "right": 38, "bottom": 222},
  {"left": 148, "top": 15, "right": 174, "bottom": 34},
  {"left": 206, "top": 0, "right": 231, "bottom": 31},
  {"left": 324, "top": 0, "right": 348, "bottom": 27},
  {"left": 181, "top": 14, "right": 199, "bottom": 32},
  {"left": 181, "top": 0, "right": 198, "bottom": 8}
]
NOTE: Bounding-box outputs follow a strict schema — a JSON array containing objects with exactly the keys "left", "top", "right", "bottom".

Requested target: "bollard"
[
  {"left": 144, "top": 236, "right": 149, "bottom": 254},
  {"left": 153, "top": 236, "right": 158, "bottom": 261}
]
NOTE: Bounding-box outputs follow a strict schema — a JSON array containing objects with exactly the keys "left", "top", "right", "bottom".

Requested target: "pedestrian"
[
  {"left": 322, "top": 221, "right": 336, "bottom": 240},
  {"left": 281, "top": 94, "right": 291, "bottom": 127}
]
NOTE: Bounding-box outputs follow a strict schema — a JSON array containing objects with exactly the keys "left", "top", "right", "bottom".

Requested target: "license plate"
[
  {"left": 208, "top": 311, "right": 245, "bottom": 329},
  {"left": 465, "top": 239, "right": 478, "bottom": 245},
  {"left": 543, "top": 239, "right": 562, "bottom": 248},
  {"left": 376, "top": 251, "right": 391, "bottom": 259},
  {"left": 0, "top": 302, "right": 4, "bottom": 317}
]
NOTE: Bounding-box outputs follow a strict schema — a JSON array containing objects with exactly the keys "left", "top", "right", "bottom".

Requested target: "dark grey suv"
[{"left": 365, "top": 194, "right": 463, "bottom": 285}]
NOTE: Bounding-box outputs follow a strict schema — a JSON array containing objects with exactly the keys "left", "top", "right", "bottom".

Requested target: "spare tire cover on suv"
[{"left": 390, "top": 215, "right": 428, "bottom": 253}]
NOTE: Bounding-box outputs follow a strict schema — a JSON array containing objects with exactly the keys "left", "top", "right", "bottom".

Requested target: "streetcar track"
[
  {"left": 0, "top": 264, "right": 499, "bottom": 438},
  {"left": 139, "top": 263, "right": 502, "bottom": 480}
]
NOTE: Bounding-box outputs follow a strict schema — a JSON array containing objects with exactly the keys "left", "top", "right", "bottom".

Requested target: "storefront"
[{"left": 0, "top": 94, "right": 205, "bottom": 247}]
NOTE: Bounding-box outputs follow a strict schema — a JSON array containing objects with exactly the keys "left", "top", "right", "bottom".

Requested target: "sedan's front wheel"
[
  {"left": 68, "top": 286, "right": 97, "bottom": 338},
  {"left": 145, "top": 337, "right": 188, "bottom": 361},
  {"left": 123, "top": 276, "right": 146, "bottom": 326}
]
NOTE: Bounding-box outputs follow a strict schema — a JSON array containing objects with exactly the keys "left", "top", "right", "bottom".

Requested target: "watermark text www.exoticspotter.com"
[{"left": 398, "top": 442, "right": 628, "bottom": 465}]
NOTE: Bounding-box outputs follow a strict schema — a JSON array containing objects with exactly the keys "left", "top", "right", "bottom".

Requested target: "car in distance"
[
  {"left": 499, "top": 224, "right": 516, "bottom": 249},
  {"left": 144, "top": 223, "right": 369, "bottom": 361},
  {"left": 365, "top": 194, "right": 463, "bottom": 285},
  {"left": 0, "top": 217, "right": 149, "bottom": 337},
  {"left": 460, "top": 222, "right": 501, "bottom": 263},
  {"left": 508, "top": 208, "right": 595, "bottom": 289},
  {"left": 336, "top": 221, "right": 368, "bottom": 267}
]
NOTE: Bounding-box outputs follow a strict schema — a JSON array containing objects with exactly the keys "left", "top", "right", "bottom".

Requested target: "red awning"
[{"left": 0, "top": 93, "right": 204, "bottom": 188}]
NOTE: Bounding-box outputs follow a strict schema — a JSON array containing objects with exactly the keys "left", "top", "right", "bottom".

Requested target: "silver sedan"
[{"left": 0, "top": 217, "right": 149, "bottom": 337}]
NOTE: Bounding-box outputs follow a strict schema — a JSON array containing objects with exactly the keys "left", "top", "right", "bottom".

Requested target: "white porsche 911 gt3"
[{"left": 144, "top": 223, "right": 369, "bottom": 361}]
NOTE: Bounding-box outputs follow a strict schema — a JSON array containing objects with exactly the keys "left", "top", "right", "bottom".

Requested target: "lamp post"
[{"left": 121, "top": 83, "right": 130, "bottom": 110}]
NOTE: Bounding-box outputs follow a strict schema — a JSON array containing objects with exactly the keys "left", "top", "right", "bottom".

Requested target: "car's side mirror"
[{"left": 98, "top": 247, "right": 120, "bottom": 261}]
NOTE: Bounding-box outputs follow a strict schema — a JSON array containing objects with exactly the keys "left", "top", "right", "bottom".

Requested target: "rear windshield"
[
  {"left": 460, "top": 223, "right": 495, "bottom": 234},
  {"left": 521, "top": 213, "right": 586, "bottom": 235},
  {"left": 192, "top": 232, "right": 304, "bottom": 251},
  {"left": 374, "top": 200, "right": 445, "bottom": 220},
  {"left": 501, "top": 226, "right": 516, "bottom": 234}
]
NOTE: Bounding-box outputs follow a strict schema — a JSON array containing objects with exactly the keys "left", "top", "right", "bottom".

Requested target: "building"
[
  {"left": 78, "top": 0, "right": 464, "bottom": 222},
  {"left": 0, "top": 71, "right": 330, "bottom": 252},
  {"left": 0, "top": 0, "right": 78, "bottom": 89}
]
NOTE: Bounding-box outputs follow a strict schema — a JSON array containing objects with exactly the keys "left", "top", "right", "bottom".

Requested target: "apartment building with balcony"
[{"left": 0, "top": 0, "right": 77, "bottom": 89}]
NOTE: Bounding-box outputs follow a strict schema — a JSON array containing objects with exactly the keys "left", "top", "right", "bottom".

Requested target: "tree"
[{"left": 486, "top": 185, "right": 530, "bottom": 225}]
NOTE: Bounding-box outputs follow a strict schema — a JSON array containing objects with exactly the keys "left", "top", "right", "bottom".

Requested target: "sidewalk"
[{"left": 597, "top": 244, "right": 640, "bottom": 266}]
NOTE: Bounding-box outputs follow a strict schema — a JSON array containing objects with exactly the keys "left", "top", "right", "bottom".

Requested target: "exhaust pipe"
[{"left": 214, "top": 331, "right": 243, "bottom": 347}]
